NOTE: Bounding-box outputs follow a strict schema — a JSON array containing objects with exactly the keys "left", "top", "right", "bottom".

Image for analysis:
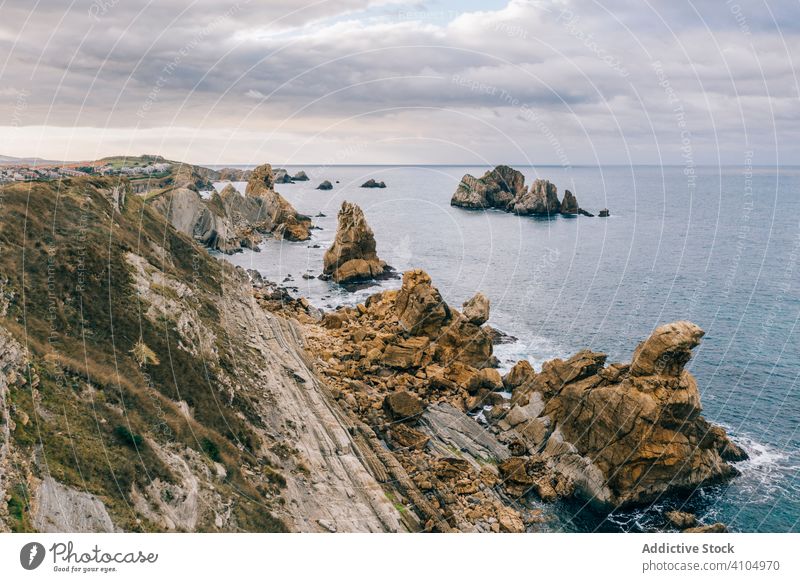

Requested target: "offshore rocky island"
[{"left": 0, "top": 158, "right": 745, "bottom": 533}]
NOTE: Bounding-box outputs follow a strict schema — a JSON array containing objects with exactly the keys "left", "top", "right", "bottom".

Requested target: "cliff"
[
  {"left": 0, "top": 177, "right": 399, "bottom": 533},
  {"left": 148, "top": 162, "right": 312, "bottom": 253}
]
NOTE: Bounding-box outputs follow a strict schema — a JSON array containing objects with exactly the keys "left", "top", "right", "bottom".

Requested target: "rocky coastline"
[
  {"left": 254, "top": 260, "right": 747, "bottom": 531},
  {"left": 0, "top": 163, "right": 747, "bottom": 533}
]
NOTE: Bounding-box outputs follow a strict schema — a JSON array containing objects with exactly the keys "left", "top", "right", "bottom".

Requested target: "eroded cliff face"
[{"left": 0, "top": 177, "right": 399, "bottom": 533}]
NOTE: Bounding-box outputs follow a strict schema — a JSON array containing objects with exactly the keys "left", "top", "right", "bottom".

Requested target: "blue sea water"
[{"left": 219, "top": 164, "right": 800, "bottom": 533}]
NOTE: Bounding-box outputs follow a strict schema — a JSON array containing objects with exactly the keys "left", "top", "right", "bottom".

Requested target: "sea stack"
[
  {"left": 323, "top": 201, "right": 390, "bottom": 283},
  {"left": 511, "top": 179, "right": 561, "bottom": 216},
  {"left": 560, "top": 190, "right": 579, "bottom": 215},
  {"left": 316, "top": 180, "right": 333, "bottom": 190},
  {"left": 450, "top": 165, "right": 526, "bottom": 210},
  {"left": 451, "top": 165, "right": 604, "bottom": 217},
  {"left": 245, "top": 163, "right": 312, "bottom": 241}
]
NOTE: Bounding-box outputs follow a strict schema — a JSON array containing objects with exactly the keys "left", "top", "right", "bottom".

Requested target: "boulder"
[
  {"left": 383, "top": 391, "right": 424, "bottom": 422},
  {"left": 323, "top": 201, "right": 390, "bottom": 283},
  {"left": 478, "top": 367, "right": 503, "bottom": 391},
  {"left": 499, "top": 321, "right": 747, "bottom": 509},
  {"left": 381, "top": 337, "right": 430, "bottom": 369},
  {"left": 511, "top": 179, "right": 560, "bottom": 216},
  {"left": 292, "top": 170, "right": 310, "bottom": 181},
  {"left": 503, "top": 360, "right": 535, "bottom": 391},
  {"left": 665, "top": 510, "right": 697, "bottom": 529},
  {"left": 395, "top": 270, "right": 451, "bottom": 336},
  {"left": 560, "top": 189, "right": 579, "bottom": 215},
  {"left": 462, "top": 292, "right": 490, "bottom": 325},
  {"left": 361, "top": 179, "right": 386, "bottom": 188},
  {"left": 630, "top": 321, "right": 704, "bottom": 377},
  {"left": 450, "top": 165, "right": 526, "bottom": 210},
  {"left": 316, "top": 180, "right": 333, "bottom": 190}
]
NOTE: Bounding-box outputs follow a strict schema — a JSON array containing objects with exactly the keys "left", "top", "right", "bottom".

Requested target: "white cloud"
[{"left": 0, "top": 0, "right": 797, "bottom": 163}]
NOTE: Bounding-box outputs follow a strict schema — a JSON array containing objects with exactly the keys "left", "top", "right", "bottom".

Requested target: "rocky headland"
[
  {"left": 451, "top": 165, "right": 601, "bottom": 217},
  {"left": 322, "top": 201, "right": 392, "bottom": 283},
  {"left": 149, "top": 162, "right": 312, "bottom": 254}
]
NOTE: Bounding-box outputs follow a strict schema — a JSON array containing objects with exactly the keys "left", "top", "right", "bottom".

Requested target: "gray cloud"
[{"left": 0, "top": 0, "right": 797, "bottom": 164}]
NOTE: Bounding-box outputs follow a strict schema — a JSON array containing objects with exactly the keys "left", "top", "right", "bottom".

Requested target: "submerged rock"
[
  {"left": 498, "top": 321, "right": 747, "bottom": 509},
  {"left": 323, "top": 201, "right": 390, "bottom": 283}
]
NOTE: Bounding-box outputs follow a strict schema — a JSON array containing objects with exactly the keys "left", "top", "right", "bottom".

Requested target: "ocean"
[{"left": 218, "top": 164, "right": 800, "bottom": 533}]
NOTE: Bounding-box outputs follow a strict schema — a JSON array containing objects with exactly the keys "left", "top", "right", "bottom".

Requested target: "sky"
[{"left": 0, "top": 0, "right": 797, "bottom": 165}]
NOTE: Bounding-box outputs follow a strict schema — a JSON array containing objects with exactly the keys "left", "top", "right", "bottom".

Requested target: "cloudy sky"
[{"left": 1, "top": 0, "right": 797, "bottom": 165}]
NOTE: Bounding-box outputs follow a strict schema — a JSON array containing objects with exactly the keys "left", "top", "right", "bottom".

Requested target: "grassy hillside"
[{"left": 0, "top": 177, "right": 284, "bottom": 532}]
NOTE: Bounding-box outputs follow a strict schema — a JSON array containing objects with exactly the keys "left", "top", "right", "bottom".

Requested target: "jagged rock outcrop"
[
  {"left": 450, "top": 165, "right": 526, "bottom": 210},
  {"left": 451, "top": 165, "right": 605, "bottom": 218},
  {"left": 323, "top": 201, "right": 390, "bottom": 283},
  {"left": 273, "top": 168, "right": 293, "bottom": 183},
  {"left": 150, "top": 186, "right": 244, "bottom": 253},
  {"left": 361, "top": 179, "right": 386, "bottom": 188},
  {"left": 496, "top": 321, "right": 747, "bottom": 509},
  {"left": 512, "top": 179, "right": 560, "bottom": 216},
  {"left": 560, "top": 189, "right": 578, "bottom": 215},
  {"left": 462, "top": 292, "right": 490, "bottom": 325},
  {"left": 216, "top": 167, "right": 252, "bottom": 181},
  {"left": 292, "top": 170, "right": 309, "bottom": 181},
  {"left": 245, "top": 163, "right": 312, "bottom": 241},
  {"left": 149, "top": 163, "right": 313, "bottom": 251},
  {"left": 316, "top": 180, "right": 333, "bottom": 190},
  {"left": 299, "top": 273, "right": 541, "bottom": 532}
]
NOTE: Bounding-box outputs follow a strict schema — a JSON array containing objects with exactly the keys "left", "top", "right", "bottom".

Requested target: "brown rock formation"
[
  {"left": 560, "top": 189, "right": 579, "bottom": 215},
  {"left": 497, "top": 321, "right": 747, "bottom": 508},
  {"left": 512, "top": 179, "right": 560, "bottom": 216},
  {"left": 245, "top": 163, "right": 312, "bottom": 241},
  {"left": 450, "top": 165, "right": 526, "bottom": 210},
  {"left": 462, "top": 292, "right": 490, "bottom": 325},
  {"left": 323, "top": 201, "right": 390, "bottom": 283}
]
